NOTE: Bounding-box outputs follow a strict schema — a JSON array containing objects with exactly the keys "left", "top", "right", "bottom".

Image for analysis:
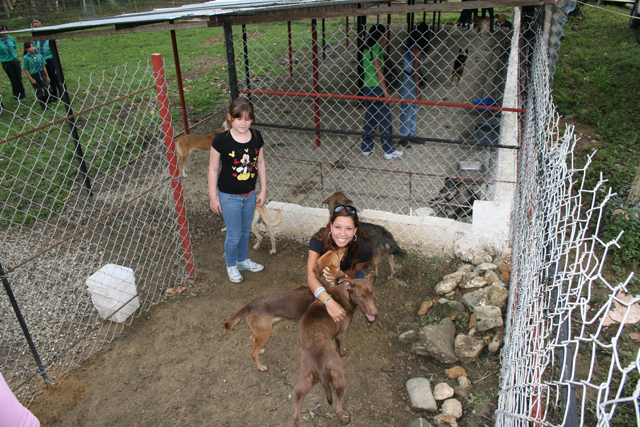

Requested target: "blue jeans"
[
  {"left": 361, "top": 86, "right": 394, "bottom": 154},
  {"left": 399, "top": 73, "right": 418, "bottom": 138},
  {"left": 219, "top": 190, "right": 256, "bottom": 267}
]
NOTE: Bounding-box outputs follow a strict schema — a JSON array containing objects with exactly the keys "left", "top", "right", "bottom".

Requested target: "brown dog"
[
  {"left": 224, "top": 249, "right": 345, "bottom": 371},
  {"left": 175, "top": 121, "right": 229, "bottom": 177},
  {"left": 292, "top": 276, "right": 378, "bottom": 427},
  {"left": 324, "top": 192, "right": 406, "bottom": 281}
]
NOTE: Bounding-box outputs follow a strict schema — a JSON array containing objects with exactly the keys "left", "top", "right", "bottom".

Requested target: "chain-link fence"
[
  {"left": 0, "top": 55, "right": 192, "bottom": 403},
  {"left": 496, "top": 14, "right": 640, "bottom": 427},
  {"left": 231, "top": 10, "right": 521, "bottom": 251}
]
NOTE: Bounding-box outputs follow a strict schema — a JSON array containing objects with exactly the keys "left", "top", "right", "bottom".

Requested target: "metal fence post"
[{"left": 0, "top": 262, "right": 48, "bottom": 384}]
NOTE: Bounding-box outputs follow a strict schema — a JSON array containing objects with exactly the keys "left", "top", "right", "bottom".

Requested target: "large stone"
[
  {"left": 409, "top": 418, "right": 432, "bottom": 427},
  {"left": 471, "top": 249, "right": 492, "bottom": 265},
  {"left": 399, "top": 330, "right": 417, "bottom": 343},
  {"left": 474, "top": 262, "right": 497, "bottom": 273},
  {"left": 459, "top": 276, "right": 487, "bottom": 290},
  {"left": 454, "top": 334, "right": 485, "bottom": 363},
  {"left": 441, "top": 398, "right": 463, "bottom": 419},
  {"left": 433, "top": 413, "right": 459, "bottom": 427},
  {"left": 406, "top": 378, "right": 438, "bottom": 412},
  {"left": 488, "top": 331, "right": 505, "bottom": 353},
  {"left": 461, "top": 284, "right": 509, "bottom": 312},
  {"left": 474, "top": 306, "right": 503, "bottom": 331},
  {"left": 499, "top": 248, "right": 512, "bottom": 265},
  {"left": 433, "top": 383, "right": 455, "bottom": 400},
  {"left": 435, "top": 276, "right": 459, "bottom": 295},
  {"left": 443, "top": 271, "right": 464, "bottom": 283},
  {"left": 417, "top": 318, "right": 458, "bottom": 364},
  {"left": 463, "top": 271, "right": 480, "bottom": 282},
  {"left": 484, "top": 270, "right": 500, "bottom": 285},
  {"left": 439, "top": 300, "right": 467, "bottom": 318},
  {"left": 456, "top": 264, "right": 475, "bottom": 274}
]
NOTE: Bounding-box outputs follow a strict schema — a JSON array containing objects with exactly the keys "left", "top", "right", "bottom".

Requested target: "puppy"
[
  {"left": 472, "top": 16, "right": 492, "bottom": 35},
  {"left": 314, "top": 247, "right": 347, "bottom": 287},
  {"left": 292, "top": 276, "right": 378, "bottom": 427},
  {"left": 175, "top": 121, "right": 229, "bottom": 177},
  {"left": 450, "top": 48, "right": 469, "bottom": 86},
  {"left": 224, "top": 248, "right": 345, "bottom": 371},
  {"left": 324, "top": 192, "right": 406, "bottom": 281},
  {"left": 496, "top": 13, "right": 513, "bottom": 30},
  {"left": 252, "top": 205, "right": 282, "bottom": 254}
]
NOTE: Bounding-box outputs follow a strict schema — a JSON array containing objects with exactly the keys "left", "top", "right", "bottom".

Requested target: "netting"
[
  {"left": 232, "top": 10, "right": 522, "bottom": 251},
  {"left": 497, "top": 23, "right": 640, "bottom": 427},
  {"left": 0, "top": 57, "right": 190, "bottom": 402}
]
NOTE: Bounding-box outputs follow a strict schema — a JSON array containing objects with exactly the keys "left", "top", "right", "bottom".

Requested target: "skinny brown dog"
[
  {"left": 292, "top": 276, "right": 378, "bottom": 427},
  {"left": 251, "top": 205, "right": 282, "bottom": 254},
  {"left": 224, "top": 248, "right": 345, "bottom": 371},
  {"left": 324, "top": 192, "right": 406, "bottom": 281},
  {"left": 175, "top": 121, "right": 229, "bottom": 177}
]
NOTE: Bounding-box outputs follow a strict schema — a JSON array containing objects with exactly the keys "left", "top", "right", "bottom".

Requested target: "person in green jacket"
[
  {"left": 31, "top": 16, "right": 61, "bottom": 100},
  {"left": 22, "top": 41, "right": 50, "bottom": 111},
  {"left": 0, "top": 24, "right": 26, "bottom": 101}
]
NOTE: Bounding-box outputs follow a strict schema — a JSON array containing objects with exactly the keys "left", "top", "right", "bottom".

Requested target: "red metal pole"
[
  {"left": 151, "top": 53, "right": 196, "bottom": 282},
  {"left": 288, "top": 21, "right": 293, "bottom": 78},
  {"left": 170, "top": 22, "right": 189, "bottom": 135},
  {"left": 311, "top": 19, "right": 321, "bottom": 147}
]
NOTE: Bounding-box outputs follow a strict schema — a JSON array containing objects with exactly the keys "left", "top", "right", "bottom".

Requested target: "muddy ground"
[{"left": 29, "top": 201, "right": 500, "bottom": 427}]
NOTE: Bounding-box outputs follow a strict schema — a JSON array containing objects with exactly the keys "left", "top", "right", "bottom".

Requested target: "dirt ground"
[{"left": 28, "top": 198, "right": 500, "bottom": 426}]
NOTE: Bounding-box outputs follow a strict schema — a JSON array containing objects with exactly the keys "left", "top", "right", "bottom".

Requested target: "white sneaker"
[
  {"left": 236, "top": 258, "right": 264, "bottom": 272},
  {"left": 362, "top": 150, "right": 373, "bottom": 156},
  {"left": 227, "top": 266, "right": 244, "bottom": 283},
  {"left": 383, "top": 150, "right": 403, "bottom": 160}
]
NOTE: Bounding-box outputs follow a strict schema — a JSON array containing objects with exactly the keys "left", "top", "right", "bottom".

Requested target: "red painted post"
[
  {"left": 151, "top": 53, "right": 197, "bottom": 282},
  {"left": 287, "top": 21, "right": 293, "bottom": 78},
  {"left": 311, "top": 19, "right": 321, "bottom": 147}
]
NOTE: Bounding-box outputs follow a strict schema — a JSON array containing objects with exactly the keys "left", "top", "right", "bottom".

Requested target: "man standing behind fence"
[
  {"left": 31, "top": 16, "right": 61, "bottom": 101},
  {"left": 0, "top": 25, "right": 26, "bottom": 101}
]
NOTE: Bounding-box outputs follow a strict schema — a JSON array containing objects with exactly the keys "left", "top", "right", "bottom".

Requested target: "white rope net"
[
  {"left": 0, "top": 58, "right": 189, "bottom": 402},
  {"left": 497, "top": 31, "right": 639, "bottom": 426}
]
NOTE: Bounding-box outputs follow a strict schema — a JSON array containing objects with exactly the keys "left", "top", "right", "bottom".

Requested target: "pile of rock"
[{"left": 401, "top": 247, "right": 512, "bottom": 426}]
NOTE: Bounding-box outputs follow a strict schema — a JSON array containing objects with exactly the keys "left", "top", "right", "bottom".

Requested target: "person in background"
[
  {"left": 0, "top": 371, "right": 40, "bottom": 427},
  {"left": 208, "top": 98, "right": 268, "bottom": 283},
  {"left": 31, "top": 16, "right": 61, "bottom": 101},
  {"left": 398, "top": 23, "right": 432, "bottom": 148},
  {"left": 360, "top": 24, "right": 402, "bottom": 160},
  {"left": 22, "top": 42, "right": 50, "bottom": 111},
  {"left": 0, "top": 25, "right": 26, "bottom": 101}
]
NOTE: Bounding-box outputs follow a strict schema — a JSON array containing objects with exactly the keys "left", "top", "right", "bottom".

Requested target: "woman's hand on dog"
[
  {"left": 325, "top": 298, "right": 346, "bottom": 322},
  {"left": 322, "top": 266, "right": 343, "bottom": 283}
]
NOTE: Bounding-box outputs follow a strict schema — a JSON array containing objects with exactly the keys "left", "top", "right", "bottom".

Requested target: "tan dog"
[
  {"left": 175, "top": 121, "right": 229, "bottom": 177},
  {"left": 324, "top": 192, "right": 406, "bottom": 281},
  {"left": 292, "top": 276, "right": 378, "bottom": 427},
  {"left": 224, "top": 249, "right": 345, "bottom": 371},
  {"left": 472, "top": 16, "right": 491, "bottom": 35},
  {"left": 314, "top": 247, "right": 346, "bottom": 286},
  {"left": 252, "top": 205, "right": 282, "bottom": 254}
]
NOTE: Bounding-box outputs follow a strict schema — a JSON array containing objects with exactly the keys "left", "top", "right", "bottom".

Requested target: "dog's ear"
[
  {"left": 323, "top": 196, "right": 331, "bottom": 205},
  {"left": 364, "top": 274, "right": 373, "bottom": 282},
  {"left": 341, "top": 279, "right": 354, "bottom": 291}
]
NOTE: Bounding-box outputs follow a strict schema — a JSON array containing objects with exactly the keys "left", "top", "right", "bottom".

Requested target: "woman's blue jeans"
[
  {"left": 361, "top": 86, "right": 394, "bottom": 154},
  {"left": 218, "top": 190, "right": 256, "bottom": 267},
  {"left": 399, "top": 73, "right": 418, "bottom": 138}
]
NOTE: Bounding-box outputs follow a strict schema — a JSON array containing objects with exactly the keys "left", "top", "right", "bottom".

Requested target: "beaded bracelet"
[
  {"left": 314, "top": 287, "right": 326, "bottom": 299},
  {"left": 321, "top": 296, "right": 333, "bottom": 304}
]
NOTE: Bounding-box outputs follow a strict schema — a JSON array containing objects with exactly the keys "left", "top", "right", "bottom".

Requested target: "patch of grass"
[{"left": 553, "top": 4, "right": 640, "bottom": 270}]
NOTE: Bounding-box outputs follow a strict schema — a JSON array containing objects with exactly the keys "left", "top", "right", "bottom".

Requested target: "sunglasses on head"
[{"left": 334, "top": 205, "right": 357, "bottom": 214}]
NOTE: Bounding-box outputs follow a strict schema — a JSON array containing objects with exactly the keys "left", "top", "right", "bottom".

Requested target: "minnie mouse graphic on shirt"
[{"left": 231, "top": 147, "right": 259, "bottom": 181}]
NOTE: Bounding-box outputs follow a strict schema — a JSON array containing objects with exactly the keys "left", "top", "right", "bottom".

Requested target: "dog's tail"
[
  {"left": 256, "top": 206, "right": 282, "bottom": 227},
  {"left": 224, "top": 306, "right": 250, "bottom": 329}
]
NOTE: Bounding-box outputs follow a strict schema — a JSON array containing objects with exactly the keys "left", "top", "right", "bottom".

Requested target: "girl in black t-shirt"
[
  {"left": 307, "top": 205, "right": 372, "bottom": 322},
  {"left": 208, "top": 98, "right": 267, "bottom": 283}
]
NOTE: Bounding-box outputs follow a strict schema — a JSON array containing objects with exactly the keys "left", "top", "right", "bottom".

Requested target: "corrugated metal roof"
[{"left": 20, "top": 0, "right": 369, "bottom": 35}]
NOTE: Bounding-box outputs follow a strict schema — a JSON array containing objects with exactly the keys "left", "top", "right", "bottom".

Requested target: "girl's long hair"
[
  {"left": 407, "top": 22, "right": 433, "bottom": 51},
  {"left": 315, "top": 207, "right": 369, "bottom": 273}
]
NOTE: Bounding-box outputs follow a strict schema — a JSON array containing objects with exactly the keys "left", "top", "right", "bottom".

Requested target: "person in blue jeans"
[
  {"left": 361, "top": 24, "right": 402, "bottom": 160},
  {"left": 208, "top": 98, "right": 268, "bottom": 283},
  {"left": 399, "top": 23, "right": 432, "bottom": 148},
  {"left": 307, "top": 204, "right": 372, "bottom": 322}
]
